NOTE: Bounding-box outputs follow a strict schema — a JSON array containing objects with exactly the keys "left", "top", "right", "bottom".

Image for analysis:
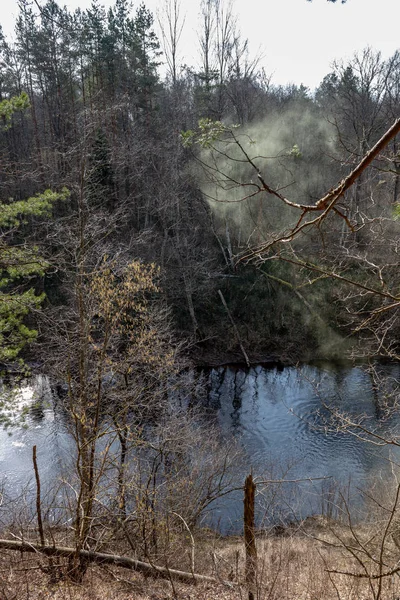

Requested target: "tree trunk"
[{"left": 244, "top": 474, "right": 257, "bottom": 600}]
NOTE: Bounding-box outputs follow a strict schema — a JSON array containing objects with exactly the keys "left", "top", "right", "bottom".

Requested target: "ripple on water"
[
  {"left": 215, "top": 364, "right": 400, "bottom": 495},
  {"left": 1, "top": 366, "right": 399, "bottom": 531}
]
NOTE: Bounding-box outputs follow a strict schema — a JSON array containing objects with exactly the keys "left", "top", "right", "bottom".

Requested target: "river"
[
  {"left": 1, "top": 363, "right": 400, "bottom": 532},
  {"left": 205, "top": 362, "right": 400, "bottom": 530}
]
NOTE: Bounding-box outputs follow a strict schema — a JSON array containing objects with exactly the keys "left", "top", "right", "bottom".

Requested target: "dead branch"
[
  {"left": 32, "top": 445, "right": 45, "bottom": 547},
  {"left": 218, "top": 289, "right": 250, "bottom": 367},
  {"left": 0, "top": 538, "right": 233, "bottom": 585}
]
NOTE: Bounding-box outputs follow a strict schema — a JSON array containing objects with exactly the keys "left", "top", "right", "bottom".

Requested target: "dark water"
[
  {"left": 1, "top": 364, "right": 400, "bottom": 531},
  {"left": 205, "top": 363, "right": 400, "bottom": 531}
]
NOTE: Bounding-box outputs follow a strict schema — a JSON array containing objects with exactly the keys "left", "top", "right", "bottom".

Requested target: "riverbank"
[
  {"left": 188, "top": 338, "right": 366, "bottom": 369},
  {"left": 2, "top": 363, "right": 400, "bottom": 599},
  {"left": 1, "top": 516, "right": 397, "bottom": 599}
]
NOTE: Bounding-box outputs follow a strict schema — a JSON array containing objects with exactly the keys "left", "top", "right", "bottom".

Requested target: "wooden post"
[{"left": 244, "top": 473, "right": 257, "bottom": 600}]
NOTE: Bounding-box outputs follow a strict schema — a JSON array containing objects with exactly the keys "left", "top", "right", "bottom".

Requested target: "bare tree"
[{"left": 157, "top": 0, "right": 185, "bottom": 86}]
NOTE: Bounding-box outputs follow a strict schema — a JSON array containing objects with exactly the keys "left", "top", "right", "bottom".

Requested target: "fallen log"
[{"left": 0, "top": 538, "right": 229, "bottom": 585}]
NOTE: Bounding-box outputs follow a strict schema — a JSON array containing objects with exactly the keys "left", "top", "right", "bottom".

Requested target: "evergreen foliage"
[
  {"left": 0, "top": 93, "right": 30, "bottom": 129},
  {"left": 0, "top": 189, "right": 69, "bottom": 362}
]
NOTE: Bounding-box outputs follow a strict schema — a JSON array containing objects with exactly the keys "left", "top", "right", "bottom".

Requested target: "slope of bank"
[{"left": 1, "top": 516, "right": 396, "bottom": 600}]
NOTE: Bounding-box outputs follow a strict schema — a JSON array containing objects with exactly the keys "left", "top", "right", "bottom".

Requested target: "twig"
[{"left": 171, "top": 512, "right": 195, "bottom": 576}]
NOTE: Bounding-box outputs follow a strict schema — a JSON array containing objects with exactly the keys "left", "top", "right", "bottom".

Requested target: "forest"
[
  {"left": 0, "top": 0, "right": 400, "bottom": 598},
  {"left": 1, "top": 0, "right": 399, "bottom": 366}
]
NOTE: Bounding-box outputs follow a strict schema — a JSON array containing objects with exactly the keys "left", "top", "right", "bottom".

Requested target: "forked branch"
[{"left": 241, "top": 117, "right": 400, "bottom": 260}]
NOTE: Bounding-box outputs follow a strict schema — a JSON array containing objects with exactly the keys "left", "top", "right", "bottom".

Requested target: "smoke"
[
  {"left": 197, "top": 107, "right": 338, "bottom": 247},
  {"left": 192, "top": 108, "right": 352, "bottom": 359}
]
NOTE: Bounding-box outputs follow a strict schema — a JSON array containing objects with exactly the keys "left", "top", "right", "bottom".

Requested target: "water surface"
[
  {"left": 206, "top": 363, "right": 400, "bottom": 530},
  {"left": 1, "top": 364, "right": 400, "bottom": 531}
]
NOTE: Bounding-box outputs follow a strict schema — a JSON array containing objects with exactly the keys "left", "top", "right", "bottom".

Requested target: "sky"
[{"left": 1, "top": 0, "right": 399, "bottom": 90}]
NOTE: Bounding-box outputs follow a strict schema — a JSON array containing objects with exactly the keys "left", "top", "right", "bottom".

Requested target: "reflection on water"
[
  {"left": 0, "top": 375, "right": 71, "bottom": 491},
  {"left": 0, "top": 364, "right": 400, "bottom": 531},
  {"left": 206, "top": 363, "right": 400, "bottom": 531}
]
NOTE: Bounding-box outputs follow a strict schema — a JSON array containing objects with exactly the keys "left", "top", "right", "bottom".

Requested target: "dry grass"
[
  {"left": 1, "top": 518, "right": 400, "bottom": 599},
  {"left": 0, "top": 549, "right": 241, "bottom": 600}
]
